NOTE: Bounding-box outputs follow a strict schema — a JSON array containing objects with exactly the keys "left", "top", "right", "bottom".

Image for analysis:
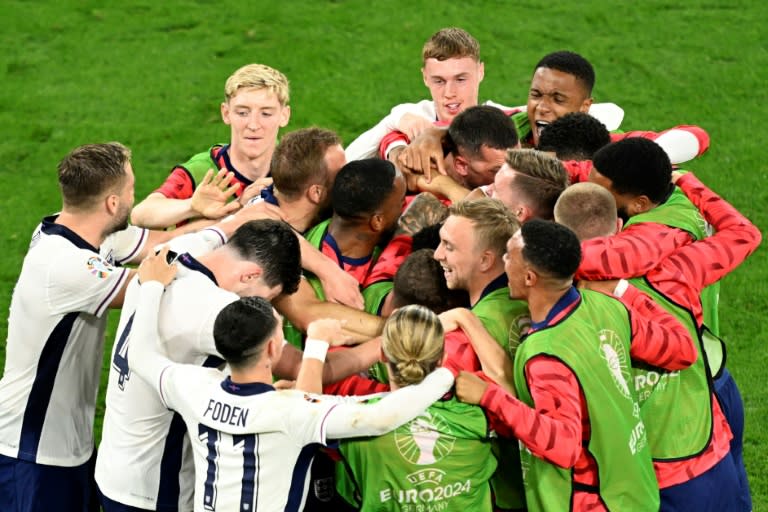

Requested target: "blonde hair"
[
  {"left": 422, "top": 27, "right": 480, "bottom": 63},
  {"left": 503, "top": 149, "right": 569, "bottom": 220},
  {"left": 224, "top": 64, "right": 290, "bottom": 105},
  {"left": 448, "top": 198, "right": 520, "bottom": 258},
  {"left": 554, "top": 182, "right": 617, "bottom": 240},
  {"left": 382, "top": 305, "right": 444, "bottom": 387}
]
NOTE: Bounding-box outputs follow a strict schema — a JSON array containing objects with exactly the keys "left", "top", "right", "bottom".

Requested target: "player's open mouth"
[
  {"left": 445, "top": 103, "right": 461, "bottom": 115},
  {"left": 535, "top": 121, "right": 549, "bottom": 138}
]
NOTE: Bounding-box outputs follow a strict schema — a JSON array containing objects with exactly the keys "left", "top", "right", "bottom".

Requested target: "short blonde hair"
[
  {"left": 422, "top": 27, "right": 480, "bottom": 63},
  {"left": 554, "top": 182, "right": 617, "bottom": 240},
  {"left": 224, "top": 64, "right": 290, "bottom": 105},
  {"left": 448, "top": 198, "right": 520, "bottom": 258},
  {"left": 382, "top": 305, "right": 444, "bottom": 387}
]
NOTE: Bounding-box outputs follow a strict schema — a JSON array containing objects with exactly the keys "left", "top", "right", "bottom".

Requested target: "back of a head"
[
  {"left": 422, "top": 27, "right": 480, "bottom": 62},
  {"left": 535, "top": 51, "right": 595, "bottom": 95},
  {"left": 447, "top": 105, "right": 519, "bottom": 158},
  {"left": 332, "top": 159, "right": 396, "bottom": 220},
  {"left": 58, "top": 142, "right": 131, "bottom": 211},
  {"left": 382, "top": 305, "right": 445, "bottom": 387},
  {"left": 504, "top": 149, "right": 569, "bottom": 220},
  {"left": 270, "top": 127, "right": 341, "bottom": 199},
  {"left": 554, "top": 182, "right": 618, "bottom": 240},
  {"left": 521, "top": 219, "right": 582, "bottom": 280},
  {"left": 449, "top": 198, "right": 520, "bottom": 258},
  {"left": 537, "top": 112, "right": 610, "bottom": 160},
  {"left": 592, "top": 138, "right": 673, "bottom": 203},
  {"left": 392, "top": 249, "right": 469, "bottom": 313},
  {"left": 225, "top": 63, "right": 290, "bottom": 106},
  {"left": 214, "top": 296, "right": 277, "bottom": 369},
  {"left": 227, "top": 219, "right": 301, "bottom": 294}
]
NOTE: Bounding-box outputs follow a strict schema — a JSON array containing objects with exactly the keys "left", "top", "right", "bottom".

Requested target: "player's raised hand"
[
  {"left": 455, "top": 371, "right": 489, "bottom": 405},
  {"left": 191, "top": 169, "right": 242, "bottom": 219},
  {"left": 397, "top": 126, "right": 447, "bottom": 182},
  {"left": 138, "top": 246, "right": 177, "bottom": 287},
  {"left": 397, "top": 113, "right": 435, "bottom": 142},
  {"left": 307, "top": 318, "right": 349, "bottom": 347}
]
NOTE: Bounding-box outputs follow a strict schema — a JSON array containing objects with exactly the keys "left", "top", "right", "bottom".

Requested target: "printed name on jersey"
[{"left": 87, "top": 255, "right": 114, "bottom": 278}]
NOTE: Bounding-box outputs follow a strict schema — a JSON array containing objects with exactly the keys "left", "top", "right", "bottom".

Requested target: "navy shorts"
[
  {"left": 714, "top": 368, "right": 752, "bottom": 511},
  {"left": 660, "top": 450, "right": 742, "bottom": 511},
  {"left": 0, "top": 452, "right": 98, "bottom": 512}
]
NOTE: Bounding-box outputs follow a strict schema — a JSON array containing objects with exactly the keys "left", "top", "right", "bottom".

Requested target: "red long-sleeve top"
[{"left": 480, "top": 285, "right": 695, "bottom": 510}]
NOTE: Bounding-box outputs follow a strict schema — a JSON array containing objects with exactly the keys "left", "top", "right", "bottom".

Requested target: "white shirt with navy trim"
[
  {"left": 0, "top": 217, "right": 146, "bottom": 466},
  {"left": 95, "top": 254, "right": 237, "bottom": 510}
]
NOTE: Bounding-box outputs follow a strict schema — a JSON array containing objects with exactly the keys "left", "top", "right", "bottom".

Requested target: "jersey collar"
[
  {"left": 41, "top": 215, "right": 99, "bottom": 252},
  {"left": 221, "top": 376, "right": 275, "bottom": 396},
  {"left": 472, "top": 272, "right": 508, "bottom": 308},
  {"left": 177, "top": 252, "right": 218, "bottom": 285},
  {"left": 529, "top": 286, "right": 581, "bottom": 332}
]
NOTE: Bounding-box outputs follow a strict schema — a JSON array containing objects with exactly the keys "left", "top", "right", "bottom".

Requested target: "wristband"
[
  {"left": 303, "top": 338, "right": 330, "bottom": 362},
  {"left": 613, "top": 279, "right": 629, "bottom": 298}
]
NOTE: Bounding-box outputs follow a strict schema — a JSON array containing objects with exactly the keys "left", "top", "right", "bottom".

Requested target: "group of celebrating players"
[{"left": 0, "top": 26, "right": 760, "bottom": 512}]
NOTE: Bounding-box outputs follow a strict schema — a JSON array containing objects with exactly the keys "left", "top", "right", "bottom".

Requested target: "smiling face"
[
  {"left": 221, "top": 87, "right": 290, "bottom": 173},
  {"left": 422, "top": 57, "right": 484, "bottom": 123},
  {"left": 527, "top": 67, "right": 592, "bottom": 147},
  {"left": 433, "top": 215, "right": 479, "bottom": 292}
]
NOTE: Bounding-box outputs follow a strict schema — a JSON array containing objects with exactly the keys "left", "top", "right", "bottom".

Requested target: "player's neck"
[
  {"left": 228, "top": 146, "right": 273, "bottom": 182},
  {"left": 229, "top": 363, "right": 273, "bottom": 387},
  {"left": 328, "top": 219, "right": 379, "bottom": 259},
  {"left": 273, "top": 191, "right": 318, "bottom": 233},
  {"left": 527, "top": 284, "right": 572, "bottom": 324},
  {"left": 55, "top": 210, "right": 108, "bottom": 249},
  {"left": 468, "top": 266, "right": 505, "bottom": 306}
]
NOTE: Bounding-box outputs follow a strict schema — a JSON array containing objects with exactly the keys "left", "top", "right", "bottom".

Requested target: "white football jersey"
[
  {"left": 95, "top": 253, "right": 238, "bottom": 510},
  {"left": 161, "top": 367, "right": 336, "bottom": 512},
  {"left": 0, "top": 217, "right": 146, "bottom": 466}
]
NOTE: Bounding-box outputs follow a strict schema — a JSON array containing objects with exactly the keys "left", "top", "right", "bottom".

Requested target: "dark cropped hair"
[
  {"left": 592, "top": 138, "right": 673, "bottom": 203},
  {"left": 214, "top": 296, "right": 277, "bottom": 368},
  {"left": 58, "top": 142, "right": 131, "bottom": 210},
  {"left": 537, "top": 112, "right": 611, "bottom": 160},
  {"left": 447, "top": 105, "right": 519, "bottom": 158},
  {"left": 520, "top": 219, "right": 582, "bottom": 279},
  {"left": 227, "top": 219, "right": 301, "bottom": 294},
  {"left": 392, "top": 249, "right": 469, "bottom": 313},
  {"left": 332, "top": 159, "right": 396, "bottom": 219},
  {"left": 535, "top": 51, "right": 595, "bottom": 95}
]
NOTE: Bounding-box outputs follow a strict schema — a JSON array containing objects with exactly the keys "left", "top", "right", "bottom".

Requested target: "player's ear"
[
  {"left": 579, "top": 95, "right": 594, "bottom": 113},
  {"left": 453, "top": 155, "right": 469, "bottom": 177},
  {"left": 279, "top": 105, "right": 291, "bottom": 128},
  {"left": 241, "top": 263, "right": 263, "bottom": 284},
  {"left": 370, "top": 212, "right": 384, "bottom": 233},
  {"left": 478, "top": 249, "right": 494, "bottom": 272},
  {"left": 221, "top": 102, "right": 232, "bottom": 125},
  {"left": 516, "top": 205, "right": 533, "bottom": 223},
  {"left": 307, "top": 184, "right": 323, "bottom": 205},
  {"left": 628, "top": 195, "right": 653, "bottom": 216},
  {"left": 105, "top": 193, "right": 119, "bottom": 215}
]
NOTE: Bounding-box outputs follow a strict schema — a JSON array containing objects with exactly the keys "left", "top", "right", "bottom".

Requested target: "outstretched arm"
[{"left": 324, "top": 367, "right": 455, "bottom": 438}]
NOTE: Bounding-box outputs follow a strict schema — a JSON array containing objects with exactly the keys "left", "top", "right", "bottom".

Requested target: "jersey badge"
[{"left": 87, "top": 256, "right": 114, "bottom": 278}]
